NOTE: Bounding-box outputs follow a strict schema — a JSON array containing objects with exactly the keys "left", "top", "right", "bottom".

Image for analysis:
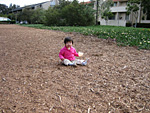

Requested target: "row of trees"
[
  {"left": 45, "top": 0, "right": 95, "bottom": 26},
  {"left": 1, "top": 0, "right": 150, "bottom": 26},
  {"left": 0, "top": 4, "right": 20, "bottom": 16},
  {"left": 0, "top": 0, "right": 95, "bottom": 26},
  {"left": 126, "top": 0, "right": 150, "bottom": 27}
]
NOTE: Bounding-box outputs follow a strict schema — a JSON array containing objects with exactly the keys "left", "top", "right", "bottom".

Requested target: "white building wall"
[
  {"left": 141, "top": 20, "right": 150, "bottom": 23},
  {"left": 110, "top": 6, "right": 127, "bottom": 13},
  {"left": 96, "top": 0, "right": 150, "bottom": 26},
  {"left": 42, "top": 1, "right": 51, "bottom": 10},
  {"left": 101, "top": 19, "right": 126, "bottom": 26},
  {"left": 98, "top": 0, "right": 129, "bottom": 26}
]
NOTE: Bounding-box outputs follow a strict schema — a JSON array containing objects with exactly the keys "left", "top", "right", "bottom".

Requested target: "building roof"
[
  {"left": 11, "top": 1, "right": 50, "bottom": 12},
  {"left": 80, "top": 1, "right": 92, "bottom": 5}
]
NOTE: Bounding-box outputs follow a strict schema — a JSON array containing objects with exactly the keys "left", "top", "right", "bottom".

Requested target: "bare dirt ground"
[{"left": 0, "top": 24, "right": 150, "bottom": 113}]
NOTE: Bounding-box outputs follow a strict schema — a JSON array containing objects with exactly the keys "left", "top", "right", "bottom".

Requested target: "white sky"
[{"left": 1, "top": 0, "right": 90, "bottom": 7}]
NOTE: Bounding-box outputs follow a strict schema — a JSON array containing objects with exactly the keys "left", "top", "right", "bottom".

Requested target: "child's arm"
[
  {"left": 59, "top": 49, "right": 65, "bottom": 61},
  {"left": 74, "top": 49, "right": 79, "bottom": 57}
]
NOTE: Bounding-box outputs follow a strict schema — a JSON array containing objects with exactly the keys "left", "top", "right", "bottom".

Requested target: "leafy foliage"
[
  {"left": 100, "top": 0, "right": 114, "bottom": 24},
  {"left": 44, "top": 0, "right": 95, "bottom": 26},
  {"left": 0, "top": 3, "right": 20, "bottom": 15},
  {"left": 126, "top": 0, "right": 141, "bottom": 27},
  {"left": 127, "top": 0, "right": 140, "bottom": 14},
  {"left": 45, "top": 8, "right": 61, "bottom": 26},
  {"left": 17, "top": 8, "right": 45, "bottom": 24},
  {"left": 127, "top": 0, "right": 150, "bottom": 27},
  {"left": 141, "top": 0, "right": 150, "bottom": 19},
  {"left": 17, "top": 8, "right": 33, "bottom": 23},
  {"left": 0, "top": 4, "right": 8, "bottom": 14},
  {"left": 31, "top": 8, "right": 45, "bottom": 24}
]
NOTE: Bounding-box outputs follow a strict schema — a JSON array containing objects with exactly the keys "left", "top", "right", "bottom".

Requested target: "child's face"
[{"left": 65, "top": 41, "right": 72, "bottom": 48}]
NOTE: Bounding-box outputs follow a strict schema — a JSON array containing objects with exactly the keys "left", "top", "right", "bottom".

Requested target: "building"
[
  {"left": 10, "top": 0, "right": 59, "bottom": 13},
  {"left": 94, "top": 0, "right": 150, "bottom": 26},
  {"left": 105, "top": 0, "right": 129, "bottom": 26}
]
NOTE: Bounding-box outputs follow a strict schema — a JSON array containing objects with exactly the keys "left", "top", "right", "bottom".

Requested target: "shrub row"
[
  {"left": 126, "top": 23, "right": 150, "bottom": 28},
  {"left": 135, "top": 23, "right": 150, "bottom": 28},
  {"left": 0, "top": 20, "right": 16, "bottom": 24},
  {"left": 44, "top": 0, "right": 95, "bottom": 26}
]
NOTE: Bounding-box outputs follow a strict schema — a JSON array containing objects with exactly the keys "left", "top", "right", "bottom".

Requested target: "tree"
[
  {"left": 126, "top": 0, "right": 150, "bottom": 27},
  {"left": 141, "top": 0, "right": 150, "bottom": 20},
  {"left": 45, "top": 0, "right": 95, "bottom": 26},
  {"left": 96, "top": 0, "right": 99, "bottom": 25},
  {"left": 0, "top": 3, "right": 20, "bottom": 15},
  {"left": 31, "top": 8, "right": 45, "bottom": 24},
  {"left": 17, "top": 8, "right": 46, "bottom": 24},
  {"left": 45, "top": 7, "right": 61, "bottom": 26},
  {"left": 7, "top": 13, "right": 16, "bottom": 20},
  {"left": 100, "top": 0, "right": 114, "bottom": 25},
  {"left": 126, "top": 0, "right": 141, "bottom": 27},
  {"left": 8, "top": 3, "right": 20, "bottom": 15},
  {"left": 17, "top": 8, "right": 33, "bottom": 23},
  {"left": 0, "top": 4, "right": 8, "bottom": 14}
]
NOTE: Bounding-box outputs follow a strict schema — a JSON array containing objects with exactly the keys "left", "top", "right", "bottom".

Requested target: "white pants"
[{"left": 63, "top": 59, "right": 85, "bottom": 65}]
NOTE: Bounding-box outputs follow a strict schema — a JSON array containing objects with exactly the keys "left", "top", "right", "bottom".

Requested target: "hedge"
[{"left": 0, "top": 20, "right": 16, "bottom": 24}]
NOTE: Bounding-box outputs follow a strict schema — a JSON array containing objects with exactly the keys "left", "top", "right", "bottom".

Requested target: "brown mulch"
[{"left": 0, "top": 24, "right": 150, "bottom": 113}]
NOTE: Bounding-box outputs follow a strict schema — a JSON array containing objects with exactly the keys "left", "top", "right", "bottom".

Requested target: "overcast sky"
[{"left": 1, "top": 0, "right": 89, "bottom": 7}]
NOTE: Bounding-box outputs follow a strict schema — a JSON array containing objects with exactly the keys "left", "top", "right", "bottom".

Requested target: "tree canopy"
[
  {"left": 100, "top": 0, "right": 114, "bottom": 24},
  {"left": 0, "top": 4, "right": 8, "bottom": 14},
  {"left": 141, "top": 0, "right": 150, "bottom": 19},
  {"left": 0, "top": 3, "right": 20, "bottom": 15},
  {"left": 45, "top": 0, "right": 95, "bottom": 26},
  {"left": 127, "top": 0, "right": 150, "bottom": 20}
]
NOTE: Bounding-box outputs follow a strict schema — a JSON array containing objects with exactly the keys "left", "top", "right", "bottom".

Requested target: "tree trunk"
[{"left": 96, "top": 0, "right": 99, "bottom": 25}]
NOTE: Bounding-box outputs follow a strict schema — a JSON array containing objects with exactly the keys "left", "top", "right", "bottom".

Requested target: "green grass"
[{"left": 22, "top": 24, "right": 150, "bottom": 49}]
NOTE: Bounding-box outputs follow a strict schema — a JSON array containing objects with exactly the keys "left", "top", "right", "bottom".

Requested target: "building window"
[
  {"left": 114, "top": 2, "right": 117, "bottom": 7},
  {"left": 125, "top": 14, "right": 129, "bottom": 20}
]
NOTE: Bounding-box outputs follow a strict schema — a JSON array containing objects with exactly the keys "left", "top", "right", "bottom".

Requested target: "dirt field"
[{"left": 0, "top": 24, "right": 150, "bottom": 113}]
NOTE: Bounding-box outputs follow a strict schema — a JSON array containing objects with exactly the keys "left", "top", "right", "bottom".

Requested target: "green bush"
[
  {"left": 17, "top": 8, "right": 45, "bottom": 24},
  {"left": 135, "top": 23, "right": 150, "bottom": 28},
  {"left": 0, "top": 21, "right": 9, "bottom": 24},
  {"left": 0, "top": 20, "right": 15, "bottom": 24},
  {"left": 126, "top": 23, "right": 132, "bottom": 27},
  {"left": 31, "top": 8, "right": 45, "bottom": 24},
  {"left": 10, "top": 20, "right": 16, "bottom": 24},
  {"left": 44, "top": 8, "right": 62, "bottom": 26},
  {"left": 45, "top": 0, "right": 95, "bottom": 26}
]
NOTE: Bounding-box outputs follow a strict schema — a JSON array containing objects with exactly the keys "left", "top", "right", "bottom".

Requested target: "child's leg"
[
  {"left": 82, "top": 58, "right": 89, "bottom": 65},
  {"left": 73, "top": 59, "right": 85, "bottom": 65},
  {"left": 73, "top": 58, "right": 89, "bottom": 66},
  {"left": 63, "top": 59, "right": 76, "bottom": 66}
]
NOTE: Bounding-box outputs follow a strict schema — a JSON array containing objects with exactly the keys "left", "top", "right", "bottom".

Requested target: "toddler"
[{"left": 59, "top": 37, "right": 89, "bottom": 66}]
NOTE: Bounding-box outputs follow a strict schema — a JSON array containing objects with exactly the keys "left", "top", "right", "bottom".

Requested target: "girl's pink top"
[{"left": 59, "top": 46, "right": 79, "bottom": 61}]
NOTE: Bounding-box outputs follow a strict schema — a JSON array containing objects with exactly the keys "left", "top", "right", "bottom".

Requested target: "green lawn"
[{"left": 22, "top": 24, "right": 150, "bottom": 49}]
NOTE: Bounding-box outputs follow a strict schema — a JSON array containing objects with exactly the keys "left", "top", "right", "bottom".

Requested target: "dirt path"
[{"left": 0, "top": 25, "right": 150, "bottom": 113}]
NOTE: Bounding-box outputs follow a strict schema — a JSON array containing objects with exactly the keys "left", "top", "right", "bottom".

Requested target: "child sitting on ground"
[{"left": 59, "top": 37, "right": 89, "bottom": 66}]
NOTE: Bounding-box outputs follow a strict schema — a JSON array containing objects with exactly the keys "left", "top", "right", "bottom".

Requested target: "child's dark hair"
[{"left": 64, "top": 37, "right": 73, "bottom": 44}]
